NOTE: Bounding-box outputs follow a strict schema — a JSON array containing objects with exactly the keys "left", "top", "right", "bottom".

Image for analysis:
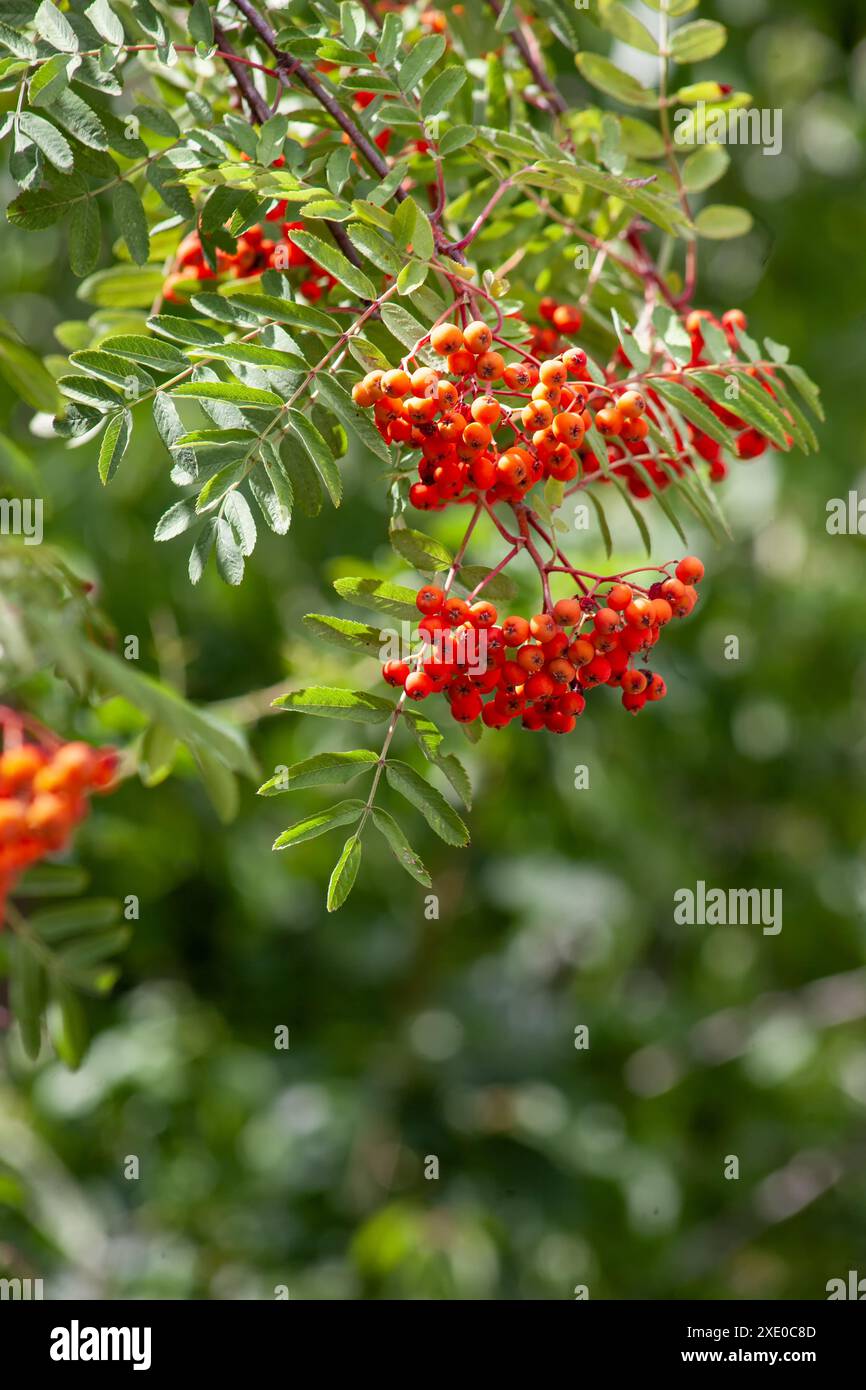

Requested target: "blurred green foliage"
[{"left": 2, "top": 0, "right": 866, "bottom": 1299}]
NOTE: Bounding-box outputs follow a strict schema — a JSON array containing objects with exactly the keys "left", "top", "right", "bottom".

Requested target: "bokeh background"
[{"left": 2, "top": 0, "right": 866, "bottom": 1299}]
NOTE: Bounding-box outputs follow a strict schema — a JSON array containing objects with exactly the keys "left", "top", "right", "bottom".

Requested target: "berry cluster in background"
[
  {"left": 0, "top": 713, "right": 117, "bottom": 928},
  {"left": 163, "top": 219, "right": 338, "bottom": 304}
]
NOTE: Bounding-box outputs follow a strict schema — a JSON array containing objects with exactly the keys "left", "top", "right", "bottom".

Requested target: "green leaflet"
[
  {"left": 258, "top": 750, "right": 378, "bottom": 795},
  {"left": 326, "top": 834, "right": 362, "bottom": 911},
  {"left": 384, "top": 760, "right": 469, "bottom": 846},
  {"left": 273, "top": 800, "right": 365, "bottom": 849},
  {"left": 284, "top": 408, "right": 342, "bottom": 505},
  {"left": 273, "top": 686, "right": 395, "bottom": 722},
  {"left": 333, "top": 576, "right": 418, "bottom": 621},
  {"left": 97, "top": 409, "right": 131, "bottom": 483},
  {"left": 389, "top": 524, "right": 452, "bottom": 573},
  {"left": 372, "top": 808, "right": 431, "bottom": 887},
  {"left": 287, "top": 230, "right": 376, "bottom": 300},
  {"left": 301, "top": 613, "right": 383, "bottom": 655}
]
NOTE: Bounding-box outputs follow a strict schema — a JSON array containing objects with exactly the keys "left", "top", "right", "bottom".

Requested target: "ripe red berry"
[
  {"left": 525, "top": 672, "right": 555, "bottom": 700},
  {"left": 529, "top": 613, "right": 557, "bottom": 643},
  {"left": 430, "top": 323, "right": 464, "bottom": 355},
  {"left": 382, "top": 660, "right": 410, "bottom": 686},
  {"left": 468, "top": 600, "right": 498, "bottom": 628},
  {"left": 442, "top": 595, "right": 469, "bottom": 626},
  {"left": 626, "top": 597, "right": 654, "bottom": 629},
  {"left": 450, "top": 692, "right": 483, "bottom": 723},
  {"left": 501, "top": 615, "right": 530, "bottom": 647},
  {"left": 416, "top": 584, "right": 445, "bottom": 614},
  {"left": 675, "top": 556, "right": 704, "bottom": 584},
  {"left": 593, "top": 607, "right": 621, "bottom": 635},
  {"left": 404, "top": 671, "right": 434, "bottom": 700},
  {"left": 622, "top": 691, "right": 647, "bottom": 715},
  {"left": 568, "top": 638, "right": 595, "bottom": 667},
  {"left": 463, "top": 320, "right": 494, "bottom": 354},
  {"left": 516, "top": 644, "right": 545, "bottom": 674},
  {"left": 559, "top": 691, "right": 586, "bottom": 716},
  {"left": 607, "top": 583, "right": 633, "bottom": 611},
  {"left": 482, "top": 702, "right": 511, "bottom": 728},
  {"left": 579, "top": 655, "right": 611, "bottom": 688}
]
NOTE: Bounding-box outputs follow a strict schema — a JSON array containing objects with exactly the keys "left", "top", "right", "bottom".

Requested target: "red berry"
[
  {"left": 675, "top": 556, "right": 704, "bottom": 585},
  {"left": 404, "top": 672, "right": 434, "bottom": 700},
  {"left": 416, "top": 584, "right": 445, "bottom": 614},
  {"left": 468, "top": 601, "right": 498, "bottom": 628},
  {"left": 382, "top": 660, "right": 410, "bottom": 686},
  {"left": 450, "top": 692, "right": 483, "bottom": 723}
]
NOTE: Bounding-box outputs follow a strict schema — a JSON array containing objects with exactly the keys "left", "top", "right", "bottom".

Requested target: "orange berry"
[
  {"left": 501, "top": 615, "right": 530, "bottom": 646},
  {"left": 462, "top": 421, "right": 491, "bottom": 451},
  {"left": 652, "top": 598, "right": 673, "bottom": 626},
  {"left": 416, "top": 585, "right": 445, "bottom": 615},
  {"left": 430, "top": 323, "right": 464, "bottom": 355},
  {"left": 516, "top": 644, "right": 545, "bottom": 673},
  {"left": 437, "top": 410, "right": 467, "bottom": 441},
  {"left": 621, "top": 416, "right": 649, "bottom": 443},
  {"left": 405, "top": 395, "right": 438, "bottom": 424},
  {"left": 502, "top": 363, "right": 532, "bottom": 391},
  {"left": 661, "top": 577, "right": 686, "bottom": 603},
  {"left": 607, "top": 583, "right": 633, "bottom": 611},
  {"left": 529, "top": 613, "right": 557, "bottom": 643},
  {"left": 568, "top": 638, "right": 595, "bottom": 667},
  {"left": 521, "top": 399, "right": 553, "bottom": 430},
  {"left": 410, "top": 366, "right": 439, "bottom": 396},
  {"left": 463, "top": 320, "right": 493, "bottom": 354},
  {"left": 547, "top": 657, "right": 576, "bottom": 685},
  {"left": 447, "top": 348, "right": 476, "bottom": 376},
  {"left": 596, "top": 406, "right": 624, "bottom": 435},
  {"left": 539, "top": 358, "right": 566, "bottom": 388},
  {"left": 381, "top": 368, "right": 412, "bottom": 397},
  {"left": 0, "top": 745, "right": 45, "bottom": 793},
  {"left": 552, "top": 598, "right": 582, "bottom": 626},
  {"left": 552, "top": 411, "right": 584, "bottom": 446},
  {"left": 496, "top": 450, "right": 528, "bottom": 486},
  {"left": 442, "top": 595, "right": 469, "bottom": 625},
  {"left": 470, "top": 395, "right": 501, "bottom": 427},
  {"left": 617, "top": 391, "right": 645, "bottom": 418},
  {"left": 474, "top": 350, "right": 505, "bottom": 381},
  {"left": 468, "top": 600, "right": 498, "bottom": 628},
  {"left": 676, "top": 555, "right": 705, "bottom": 584},
  {"left": 626, "top": 597, "right": 654, "bottom": 629},
  {"left": 436, "top": 379, "right": 458, "bottom": 410}
]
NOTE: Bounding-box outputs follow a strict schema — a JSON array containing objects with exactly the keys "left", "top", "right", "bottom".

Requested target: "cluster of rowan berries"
[
  {"left": 163, "top": 220, "right": 336, "bottom": 304},
  {"left": 353, "top": 318, "right": 627, "bottom": 510},
  {"left": 0, "top": 735, "right": 117, "bottom": 922},
  {"left": 528, "top": 297, "right": 584, "bottom": 358},
  {"left": 380, "top": 557, "right": 705, "bottom": 731},
  {"left": 686, "top": 307, "right": 778, "bottom": 462}
]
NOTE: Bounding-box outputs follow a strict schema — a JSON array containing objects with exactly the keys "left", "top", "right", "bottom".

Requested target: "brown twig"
[{"left": 485, "top": 0, "right": 567, "bottom": 117}]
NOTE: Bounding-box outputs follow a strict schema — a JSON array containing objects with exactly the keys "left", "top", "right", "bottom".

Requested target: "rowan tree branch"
[
  {"left": 212, "top": 18, "right": 364, "bottom": 270},
  {"left": 229, "top": 0, "right": 466, "bottom": 263}
]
